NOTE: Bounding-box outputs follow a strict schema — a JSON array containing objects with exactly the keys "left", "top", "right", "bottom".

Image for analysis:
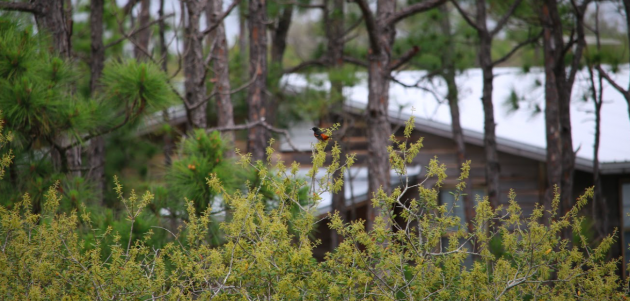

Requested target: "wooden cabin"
[
  {"left": 278, "top": 101, "right": 630, "bottom": 266},
  {"left": 138, "top": 99, "right": 630, "bottom": 272}
]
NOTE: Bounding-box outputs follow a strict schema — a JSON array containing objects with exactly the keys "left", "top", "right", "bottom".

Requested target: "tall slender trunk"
[
  {"left": 89, "top": 0, "right": 106, "bottom": 203},
  {"left": 365, "top": 0, "right": 395, "bottom": 232},
  {"left": 134, "top": 0, "right": 151, "bottom": 61},
  {"left": 35, "top": 0, "right": 80, "bottom": 175},
  {"left": 34, "top": 0, "right": 71, "bottom": 58},
  {"left": 540, "top": 0, "right": 563, "bottom": 219},
  {"left": 238, "top": 2, "right": 248, "bottom": 71},
  {"left": 159, "top": 0, "right": 174, "bottom": 166},
  {"left": 246, "top": 0, "right": 269, "bottom": 161},
  {"left": 589, "top": 5, "right": 606, "bottom": 239},
  {"left": 327, "top": 0, "right": 346, "bottom": 249},
  {"left": 440, "top": 5, "right": 474, "bottom": 231},
  {"left": 267, "top": 4, "right": 293, "bottom": 133},
  {"left": 207, "top": 0, "right": 236, "bottom": 158},
  {"left": 475, "top": 0, "right": 500, "bottom": 210},
  {"left": 184, "top": 0, "right": 207, "bottom": 130},
  {"left": 560, "top": 1, "right": 590, "bottom": 219},
  {"left": 588, "top": 64, "right": 606, "bottom": 238}
]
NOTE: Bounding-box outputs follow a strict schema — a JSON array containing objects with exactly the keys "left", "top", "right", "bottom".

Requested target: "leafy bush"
[{"left": 0, "top": 117, "right": 627, "bottom": 300}]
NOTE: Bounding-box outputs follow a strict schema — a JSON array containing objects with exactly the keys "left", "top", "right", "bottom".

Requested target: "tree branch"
[
  {"left": 596, "top": 65, "right": 630, "bottom": 98},
  {"left": 283, "top": 58, "right": 328, "bottom": 74},
  {"left": 388, "top": 46, "right": 420, "bottom": 71},
  {"left": 450, "top": 0, "right": 480, "bottom": 31},
  {"left": 105, "top": 13, "right": 175, "bottom": 49},
  {"left": 492, "top": 30, "right": 542, "bottom": 67},
  {"left": 489, "top": 0, "right": 524, "bottom": 37},
  {"left": 343, "top": 56, "right": 369, "bottom": 68},
  {"left": 351, "top": 0, "right": 381, "bottom": 55},
  {"left": 203, "top": 74, "right": 257, "bottom": 104},
  {"left": 567, "top": 0, "right": 592, "bottom": 88},
  {"left": 200, "top": 0, "right": 241, "bottom": 37},
  {"left": 0, "top": 1, "right": 39, "bottom": 13},
  {"left": 385, "top": 0, "right": 447, "bottom": 26},
  {"left": 341, "top": 16, "right": 364, "bottom": 39},
  {"left": 207, "top": 118, "right": 303, "bottom": 152},
  {"left": 122, "top": 0, "right": 140, "bottom": 16}
]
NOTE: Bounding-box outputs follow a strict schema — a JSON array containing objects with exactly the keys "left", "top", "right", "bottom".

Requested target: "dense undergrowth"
[{"left": 0, "top": 116, "right": 628, "bottom": 300}]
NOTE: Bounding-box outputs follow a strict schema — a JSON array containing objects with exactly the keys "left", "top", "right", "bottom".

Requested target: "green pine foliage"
[
  {"left": 1, "top": 117, "right": 627, "bottom": 300},
  {"left": 0, "top": 111, "right": 13, "bottom": 180},
  {"left": 167, "top": 129, "right": 244, "bottom": 216}
]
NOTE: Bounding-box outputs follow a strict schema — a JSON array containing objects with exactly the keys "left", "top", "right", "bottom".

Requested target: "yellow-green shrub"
[{"left": 0, "top": 119, "right": 627, "bottom": 300}]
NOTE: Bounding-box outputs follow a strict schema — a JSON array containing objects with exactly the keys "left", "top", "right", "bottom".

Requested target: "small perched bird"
[{"left": 311, "top": 127, "right": 330, "bottom": 141}]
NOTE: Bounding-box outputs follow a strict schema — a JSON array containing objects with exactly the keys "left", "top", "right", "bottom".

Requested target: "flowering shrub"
[{"left": 0, "top": 117, "right": 627, "bottom": 300}]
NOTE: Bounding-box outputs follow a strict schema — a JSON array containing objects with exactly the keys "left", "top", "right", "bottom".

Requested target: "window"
[
  {"left": 440, "top": 189, "right": 486, "bottom": 229},
  {"left": 440, "top": 188, "right": 486, "bottom": 269}
]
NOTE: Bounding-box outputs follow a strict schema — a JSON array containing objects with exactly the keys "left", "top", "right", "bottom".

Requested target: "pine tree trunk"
[
  {"left": 540, "top": 0, "right": 563, "bottom": 219},
  {"left": 246, "top": 0, "right": 269, "bottom": 161},
  {"left": 88, "top": 0, "right": 106, "bottom": 203},
  {"left": 440, "top": 5, "right": 474, "bottom": 231},
  {"left": 159, "top": 0, "right": 174, "bottom": 166},
  {"left": 184, "top": 0, "right": 207, "bottom": 130},
  {"left": 268, "top": 4, "right": 293, "bottom": 127},
  {"left": 475, "top": 0, "right": 500, "bottom": 210},
  {"left": 32, "top": 0, "right": 80, "bottom": 175},
  {"left": 134, "top": 0, "right": 151, "bottom": 61},
  {"left": 34, "top": 0, "right": 71, "bottom": 58},
  {"left": 207, "top": 0, "right": 236, "bottom": 158},
  {"left": 365, "top": 0, "right": 395, "bottom": 232},
  {"left": 327, "top": 0, "right": 346, "bottom": 249}
]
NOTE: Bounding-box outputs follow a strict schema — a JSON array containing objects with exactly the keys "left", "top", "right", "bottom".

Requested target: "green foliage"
[
  {"left": 0, "top": 116, "right": 627, "bottom": 300},
  {"left": 0, "top": 111, "right": 13, "bottom": 180},
  {"left": 101, "top": 60, "right": 176, "bottom": 119},
  {"left": 167, "top": 130, "right": 244, "bottom": 216}
]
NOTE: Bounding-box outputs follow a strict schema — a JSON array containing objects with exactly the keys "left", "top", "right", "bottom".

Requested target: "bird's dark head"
[{"left": 311, "top": 127, "right": 320, "bottom": 132}]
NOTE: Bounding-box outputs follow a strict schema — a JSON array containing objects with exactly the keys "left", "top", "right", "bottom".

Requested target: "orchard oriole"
[{"left": 311, "top": 127, "right": 330, "bottom": 141}]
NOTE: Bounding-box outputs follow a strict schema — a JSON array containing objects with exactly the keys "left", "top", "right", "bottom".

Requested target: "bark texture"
[
  {"left": 184, "top": 0, "right": 208, "bottom": 129},
  {"left": 355, "top": 0, "right": 446, "bottom": 231},
  {"left": 159, "top": 0, "right": 174, "bottom": 166},
  {"left": 474, "top": 0, "right": 501, "bottom": 210},
  {"left": 89, "top": 0, "right": 106, "bottom": 202},
  {"left": 540, "top": 0, "right": 563, "bottom": 216},
  {"left": 327, "top": 0, "right": 346, "bottom": 249},
  {"left": 246, "top": 0, "right": 269, "bottom": 161},
  {"left": 34, "top": 0, "right": 72, "bottom": 58},
  {"left": 439, "top": 5, "right": 474, "bottom": 231},
  {"left": 134, "top": 0, "right": 151, "bottom": 61},
  {"left": 207, "top": 0, "right": 236, "bottom": 157},
  {"left": 364, "top": 0, "right": 395, "bottom": 232}
]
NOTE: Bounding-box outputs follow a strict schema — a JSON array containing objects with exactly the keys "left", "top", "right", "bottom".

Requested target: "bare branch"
[
  {"left": 450, "top": 0, "right": 480, "bottom": 31},
  {"left": 278, "top": 0, "right": 325, "bottom": 9},
  {"left": 283, "top": 58, "right": 328, "bottom": 74},
  {"left": 343, "top": 56, "right": 369, "bottom": 68},
  {"left": 597, "top": 65, "right": 630, "bottom": 98},
  {"left": 203, "top": 74, "right": 257, "bottom": 103},
  {"left": 489, "top": 0, "right": 524, "bottom": 37},
  {"left": 207, "top": 119, "right": 303, "bottom": 152},
  {"left": 388, "top": 46, "right": 420, "bottom": 71},
  {"left": 341, "top": 16, "right": 364, "bottom": 39},
  {"left": 105, "top": 13, "right": 175, "bottom": 49},
  {"left": 0, "top": 1, "right": 38, "bottom": 13},
  {"left": 200, "top": 0, "right": 241, "bottom": 37},
  {"left": 122, "top": 0, "right": 140, "bottom": 16},
  {"left": 492, "top": 30, "right": 542, "bottom": 67},
  {"left": 351, "top": 0, "right": 381, "bottom": 55},
  {"left": 385, "top": 0, "right": 447, "bottom": 26}
]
